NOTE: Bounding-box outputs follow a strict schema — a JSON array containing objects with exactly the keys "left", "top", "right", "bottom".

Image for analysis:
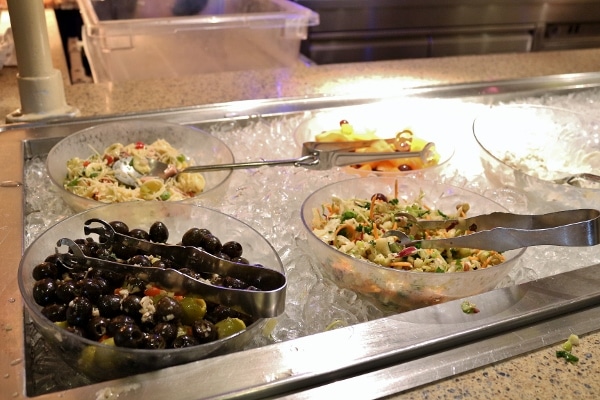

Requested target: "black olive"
[
  {"left": 44, "top": 253, "right": 61, "bottom": 264},
  {"left": 76, "top": 278, "right": 104, "bottom": 303},
  {"left": 203, "top": 235, "right": 222, "bottom": 255},
  {"left": 33, "top": 278, "right": 58, "bottom": 306},
  {"left": 192, "top": 319, "right": 217, "bottom": 344},
  {"left": 41, "top": 303, "right": 67, "bottom": 322},
  {"left": 154, "top": 296, "right": 183, "bottom": 323},
  {"left": 206, "top": 304, "right": 253, "bottom": 326},
  {"left": 86, "top": 316, "right": 111, "bottom": 341},
  {"left": 32, "top": 262, "right": 59, "bottom": 280},
  {"left": 112, "top": 242, "right": 138, "bottom": 260},
  {"left": 221, "top": 241, "right": 243, "bottom": 259},
  {"left": 143, "top": 332, "right": 167, "bottom": 349},
  {"left": 107, "top": 315, "right": 135, "bottom": 336},
  {"left": 153, "top": 322, "right": 177, "bottom": 344},
  {"left": 121, "top": 295, "right": 142, "bottom": 319},
  {"left": 127, "top": 254, "right": 152, "bottom": 267},
  {"left": 125, "top": 276, "right": 146, "bottom": 295},
  {"left": 82, "top": 241, "right": 102, "bottom": 257},
  {"left": 221, "top": 276, "right": 250, "bottom": 290},
  {"left": 181, "top": 228, "right": 204, "bottom": 247},
  {"left": 55, "top": 280, "right": 79, "bottom": 304},
  {"left": 109, "top": 221, "right": 129, "bottom": 235},
  {"left": 66, "top": 296, "right": 93, "bottom": 327},
  {"left": 172, "top": 334, "right": 199, "bottom": 348},
  {"left": 371, "top": 193, "right": 388, "bottom": 203},
  {"left": 97, "top": 294, "right": 123, "bottom": 318},
  {"left": 94, "top": 269, "right": 125, "bottom": 287},
  {"left": 114, "top": 324, "right": 145, "bottom": 348},
  {"left": 129, "top": 228, "right": 150, "bottom": 241},
  {"left": 93, "top": 247, "right": 113, "bottom": 260},
  {"left": 149, "top": 221, "right": 169, "bottom": 243}
]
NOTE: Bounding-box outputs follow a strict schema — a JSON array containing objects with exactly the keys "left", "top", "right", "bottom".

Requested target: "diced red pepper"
[
  {"left": 103, "top": 154, "right": 114, "bottom": 165},
  {"left": 82, "top": 161, "right": 90, "bottom": 167},
  {"left": 135, "top": 141, "right": 145, "bottom": 149},
  {"left": 144, "top": 286, "right": 163, "bottom": 297}
]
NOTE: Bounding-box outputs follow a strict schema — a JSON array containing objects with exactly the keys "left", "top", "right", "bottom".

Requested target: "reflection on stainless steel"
[
  {"left": 4, "top": 72, "right": 600, "bottom": 398},
  {"left": 297, "top": 0, "right": 600, "bottom": 64}
]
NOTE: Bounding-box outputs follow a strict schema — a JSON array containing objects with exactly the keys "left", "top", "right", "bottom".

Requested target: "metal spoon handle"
[{"left": 179, "top": 155, "right": 319, "bottom": 172}]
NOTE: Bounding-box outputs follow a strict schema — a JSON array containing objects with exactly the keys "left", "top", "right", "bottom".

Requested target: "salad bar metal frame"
[{"left": 2, "top": 71, "right": 600, "bottom": 399}]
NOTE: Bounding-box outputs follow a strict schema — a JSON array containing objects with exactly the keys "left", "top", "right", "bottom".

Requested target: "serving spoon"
[
  {"left": 112, "top": 137, "right": 438, "bottom": 187},
  {"left": 550, "top": 172, "right": 600, "bottom": 189}
]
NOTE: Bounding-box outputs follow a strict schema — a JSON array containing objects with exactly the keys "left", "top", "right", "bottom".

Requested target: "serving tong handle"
[
  {"left": 168, "top": 139, "right": 434, "bottom": 172},
  {"left": 300, "top": 140, "right": 435, "bottom": 171},
  {"left": 389, "top": 209, "right": 600, "bottom": 252},
  {"left": 59, "top": 219, "right": 287, "bottom": 317}
]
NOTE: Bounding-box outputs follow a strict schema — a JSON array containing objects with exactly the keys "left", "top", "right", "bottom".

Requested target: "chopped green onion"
[
  {"left": 556, "top": 350, "right": 579, "bottom": 363},
  {"left": 341, "top": 211, "right": 357, "bottom": 222},
  {"left": 461, "top": 300, "right": 480, "bottom": 314}
]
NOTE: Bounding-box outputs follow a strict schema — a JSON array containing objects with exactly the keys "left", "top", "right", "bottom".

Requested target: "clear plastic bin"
[{"left": 77, "top": 0, "right": 319, "bottom": 83}]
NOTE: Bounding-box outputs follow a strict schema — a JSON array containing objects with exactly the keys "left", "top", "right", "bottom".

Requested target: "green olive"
[
  {"left": 214, "top": 317, "right": 246, "bottom": 339},
  {"left": 180, "top": 297, "right": 207, "bottom": 326}
]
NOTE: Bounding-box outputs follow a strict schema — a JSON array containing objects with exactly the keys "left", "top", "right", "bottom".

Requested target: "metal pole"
[{"left": 5, "top": 0, "right": 79, "bottom": 122}]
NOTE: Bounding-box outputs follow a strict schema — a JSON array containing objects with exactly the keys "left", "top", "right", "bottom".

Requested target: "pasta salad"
[
  {"left": 310, "top": 188, "right": 505, "bottom": 273},
  {"left": 64, "top": 139, "right": 205, "bottom": 203}
]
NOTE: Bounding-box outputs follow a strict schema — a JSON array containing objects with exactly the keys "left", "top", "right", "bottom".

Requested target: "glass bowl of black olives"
[{"left": 19, "top": 201, "right": 284, "bottom": 381}]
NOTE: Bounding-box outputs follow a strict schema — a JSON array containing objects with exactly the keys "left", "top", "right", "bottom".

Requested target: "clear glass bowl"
[
  {"left": 300, "top": 176, "right": 526, "bottom": 312},
  {"left": 19, "top": 202, "right": 283, "bottom": 381},
  {"left": 47, "top": 120, "right": 234, "bottom": 212},
  {"left": 293, "top": 103, "right": 455, "bottom": 177},
  {"left": 473, "top": 105, "right": 600, "bottom": 212}
]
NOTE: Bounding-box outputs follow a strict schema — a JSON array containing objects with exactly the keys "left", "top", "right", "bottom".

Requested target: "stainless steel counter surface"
[{"left": 1, "top": 9, "right": 600, "bottom": 400}]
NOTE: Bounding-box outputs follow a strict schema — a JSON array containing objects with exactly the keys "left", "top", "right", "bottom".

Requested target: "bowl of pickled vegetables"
[
  {"left": 19, "top": 201, "right": 284, "bottom": 381},
  {"left": 294, "top": 106, "right": 454, "bottom": 176},
  {"left": 47, "top": 119, "right": 234, "bottom": 212},
  {"left": 473, "top": 104, "right": 600, "bottom": 211},
  {"left": 300, "top": 176, "right": 525, "bottom": 311}
]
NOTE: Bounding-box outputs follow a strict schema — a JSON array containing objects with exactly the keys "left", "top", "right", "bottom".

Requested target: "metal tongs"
[
  {"left": 168, "top": 138, "right": 436, "bottom": 173},
  {"left": 56, "top": 219, "right": 287, "bottom": 318},
  {"left": 385, "top": 209, "right": 600, "bottom": 252}
]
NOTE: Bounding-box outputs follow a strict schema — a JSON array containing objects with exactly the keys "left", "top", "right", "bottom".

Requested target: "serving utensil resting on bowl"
[
  {"left": 385, "top": 209, "right": 600, "bottom": 251},
  {"left": 113, "top": 139, "right": 437, "bottom": 186}
]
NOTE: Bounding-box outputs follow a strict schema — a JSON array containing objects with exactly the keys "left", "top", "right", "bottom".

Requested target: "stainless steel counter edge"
[
  {"left": 4, "top": 70, "right": 600, "bottom": 135},
  {"left": 3, "top": 71, "right": 600, "bottom": 399}
]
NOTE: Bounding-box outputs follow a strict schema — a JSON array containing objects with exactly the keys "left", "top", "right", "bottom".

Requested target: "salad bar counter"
[{"left": 2, "top": 71, "right": 600, "bottom": 398}]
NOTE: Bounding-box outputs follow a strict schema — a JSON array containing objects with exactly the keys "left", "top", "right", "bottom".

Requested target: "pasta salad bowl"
[
  {"left": 301, "top": 176, "right": 525, "bottom": 312},
  {"left": 47, "top": 120, "right": 234, "bottom": 212}
]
